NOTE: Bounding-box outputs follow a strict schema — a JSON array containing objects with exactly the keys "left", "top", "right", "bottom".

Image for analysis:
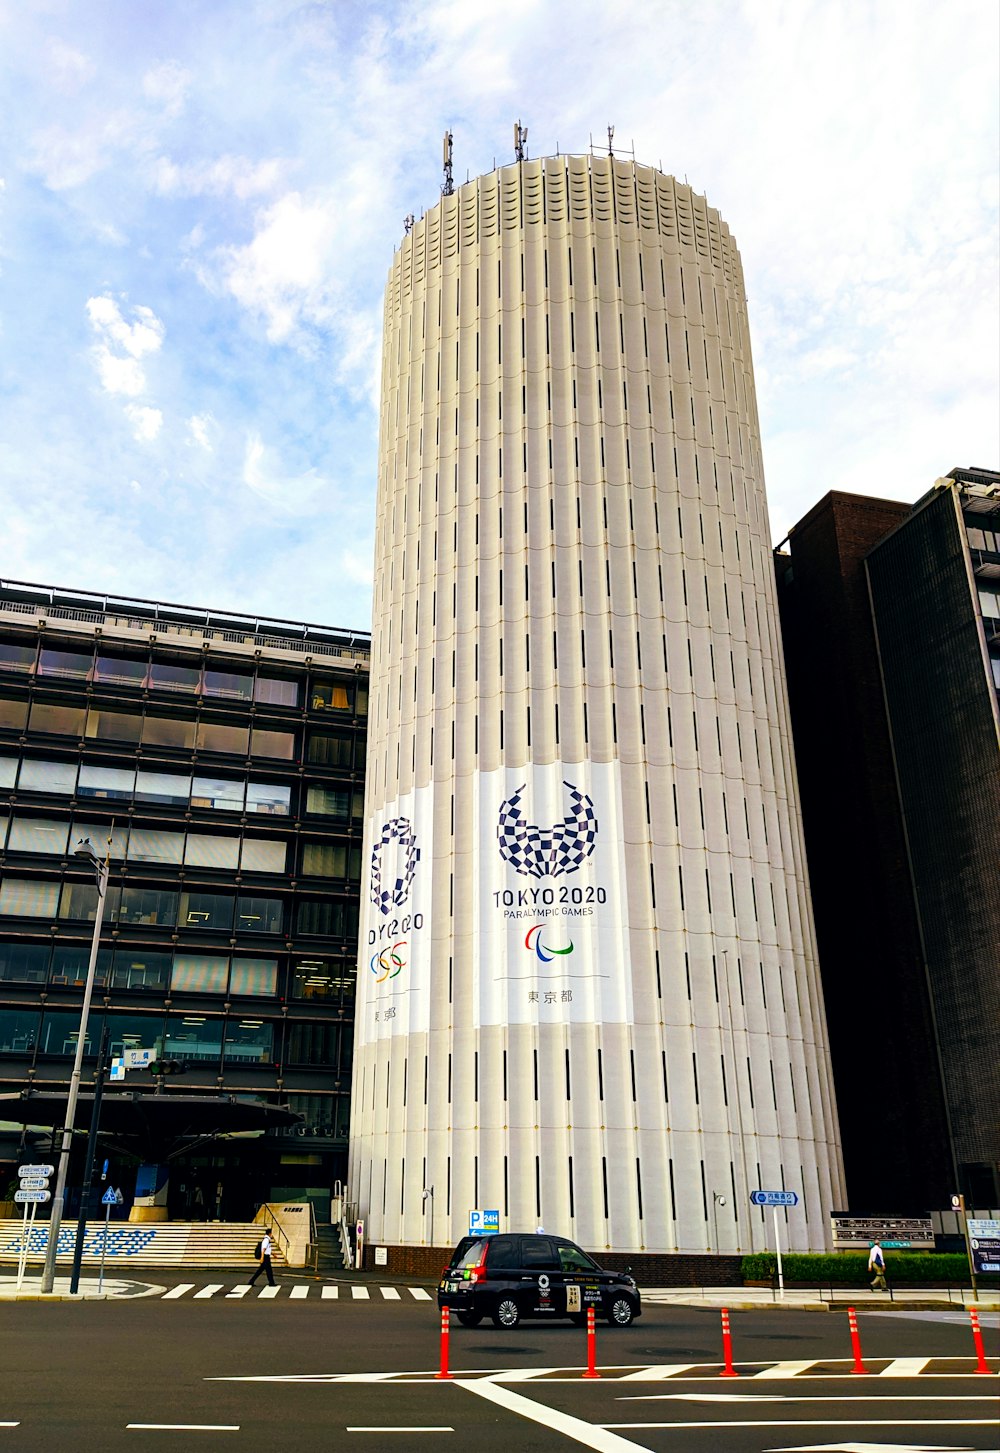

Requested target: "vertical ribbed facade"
[{"left": 350, "top": 156, "right": 844, "bottom": 1254}]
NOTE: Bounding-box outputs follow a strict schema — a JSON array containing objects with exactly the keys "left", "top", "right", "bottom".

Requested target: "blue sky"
[{"left": 0, "top": 0, "right": 997, "bottom": 632}]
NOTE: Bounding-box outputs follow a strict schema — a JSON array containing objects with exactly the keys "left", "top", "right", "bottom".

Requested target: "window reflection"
[
  {"left": 191, "top": 776, "right": 244, "bottom": 812},
  {"left": 310, "top": 681, "right": 351, "bottom": 712},
  {"left": 197, "top": 721, "right": 249, "bottom": 754},
  {"left": 306, "top": 732, "right": 352, "bottom": 767},
  {"left": 94, "top": 655, "right": 147, "bottom": 687},
  {"left": 19, "top": 759, "right": 77, "bottom": 794},
  {"left": 228, "top": 958, "right": 277, "bottom": 996},
  {"left": 143, "top": 716, "right": 196, "bottom": 749},
  {"left": 254, "top": 677, "right": 299, "bottom": 707},
  {"left": 236, "top": 896, "right": 283, "bottom": 934},
  {"left": 0, "top": 1009, "right": 40, "bottom": 1053},
  {"left": 149, "top": 660, "right": 201, "bottom": 693},
  {"left": 30, "top": 702, "right": 86, "bottom": 736},
  {"left": 78, "top": 764, "right": 135, "bottom": 800},
  {"left": 86, "top": 709, "right": 143, "bottom": 743},
  {"left": 0, "top": 944, "right": 49, "bottom": 984},
  {"left": 38, "top": 649, "right": 92, "bottom": 680},
  {"left": 250, "top": 728, "right": 295, "bottom": 759},
  {"left": 0, "top": 697, "right": 29, "bottom": 731},
  {"left": 305, "top": 786, "right": 349, "bottom": 818},
  {"left": 117, "top": 886, "right": 177, "bottom": 927},
  {"left": 203, "top": 670, "right": 252, "bottom": 701},
  {"left": 246, "top": 781, "right": 291, "bottom": 815},
  {"left": 223, "top": 1018, "right": 273, "bottom": 1063},
  {"left": 134, "top": 770, "right": 190, "bottom": 806},
  {"left": 163, "top": 1014, "right": 223, "bottom": 1063},
  {"left": 109, "top": 953, "right": 170, "bottom": 992},
  {"left": 0, "top": 642, "right": 36, "bottom": 673},
  {"left": 178, "top": 891, "right": 234, "bottom": 931}
]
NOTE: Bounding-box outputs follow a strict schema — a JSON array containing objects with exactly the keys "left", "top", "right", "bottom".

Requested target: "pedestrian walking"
[
  {"left": 249, "top": 1230, "right": 276, "bottom": 1287},
  {"left": 868, "top": 1239, "right": 888, "bottom": 1291}
]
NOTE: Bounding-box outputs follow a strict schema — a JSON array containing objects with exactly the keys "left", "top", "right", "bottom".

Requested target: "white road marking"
[
  {"left": 603, "top": 1418, "right": 995, "bottom": 1431},
  {"left": 408, "top": 1287, "right": 432, "bottom": 1300},
  {"left": 193, "top": 1285, "right": 224, "bottom": 1299},
  {"left": 482, "top": 1368, "right": 559, "bottom": 1382},
  {"left": 352, "top": 1286, "right": 370, "bottom": 1300},
  {"left": 226, "top": 1286, "right": 251, "bottom": 1299},
  {"left": 764, "top": 1442, "right": 976, "bottom": 1452},
  {"left": 461, "top": 1379, "right": 646, "bottom": 1451},
  {"left": 321, "top": 1286, "right": 339, "bottom": 1299},
  {"left": 879, "top": 1357, "right": 930, "bottom": 1376},
  {"left": 755, "top": 1360, "right": 817, "bottom": 1378},
  {"left": 258, "top": 1285, "right": 280, "bottom": 1299},
  {"left": 162, "top": 1284, "right": 195, "bottom": 1299},
  {"left": 347, "top": 1429, "right": 454, "bottom": 1434},
  {"left": 289, "top": 1286, "right": 309, "bottom": 1299},
  {"left": 127, "top": 1425, "right": 240, "bottom": 1432},
  {"left": 620, "top": 1393, "right": 995, "bottom": 1403},
  {"left": 618, "top": 1364, "right": 697, "bottom": 1381},
  {"left": 0, "top": 1423, "right": 20, "bottom": 1428},
  {"left": 380, "top": 1286, "right": 401, "bottom": 1300}
]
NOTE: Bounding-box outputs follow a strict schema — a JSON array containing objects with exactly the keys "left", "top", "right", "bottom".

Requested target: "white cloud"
[
  {"left": 93, "top": 347, "right": 146, "bottom": 398},
  {"left": 125, "top": 404, "right": 163, "bottom": 441},
  {"left": 188, "top": 413, "right": 215, "bottom": 451},
  {"left": 242, "top": 432, "right": 329, "bottom": 512},
  {"left": 153, "top": 154, "right": 286, "bottom": 200},
  {"left": 86, "top": 295, "right": 164, "bottom": 359},
  {"left": 141, "top": 62, "right": 190, "bottom": 118}
]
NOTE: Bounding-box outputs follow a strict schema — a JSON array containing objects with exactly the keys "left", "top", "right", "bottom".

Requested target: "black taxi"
[{"left": 437, "top": 1231, "right": 641, "bottom": 1328}]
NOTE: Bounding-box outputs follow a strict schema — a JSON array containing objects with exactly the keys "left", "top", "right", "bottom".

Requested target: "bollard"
[
  {"left": 720, "top": 1307, "right": 739, "bottom": 1377},
  {"left": 582, "top": 1303, "right": 600, "bottom": 1378},
  {"left": 969, "top": 1309, "right": 992, "bottom": 1375},
  {"left": 435, "top": 1305, "right": 453, "bottom": 1380},
  {"left": 847, "top": 1306, "right": 869, "bottom": 1375}
]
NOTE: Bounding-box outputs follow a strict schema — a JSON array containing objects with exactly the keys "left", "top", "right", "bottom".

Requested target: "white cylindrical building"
[{"left": 350, "top": 154, "right": 844, "bottom": 1255}]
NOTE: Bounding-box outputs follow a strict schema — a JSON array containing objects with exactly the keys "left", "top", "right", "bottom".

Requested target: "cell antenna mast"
[
  {"left": 607, "top": 124, "right": 615, "bottom": 157},
  {"left": 514, "top": 120, "right": 528, "bottom": 163},
  {"left": 404, "top": 213, "right": 415, "bottom": 234},
  {"left": 442, "top": 130, "right": 454, "bottom": 195}
]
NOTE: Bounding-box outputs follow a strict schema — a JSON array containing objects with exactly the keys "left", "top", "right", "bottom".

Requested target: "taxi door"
[{"left": 518, "top": 1237, "right": 564, "bottom": 1316}]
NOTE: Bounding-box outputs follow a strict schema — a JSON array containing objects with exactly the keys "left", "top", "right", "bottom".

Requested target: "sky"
[{"left": 0, "top": 0, "right": 997, "bottom": 633}]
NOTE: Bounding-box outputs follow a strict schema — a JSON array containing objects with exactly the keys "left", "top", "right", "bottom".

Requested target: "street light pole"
[
  {"left": 423, "top": 1186, "right": 434, "bottom": 1249},
  {"left": 40, "top": 840, "right": 110, "bottom": 1295}
]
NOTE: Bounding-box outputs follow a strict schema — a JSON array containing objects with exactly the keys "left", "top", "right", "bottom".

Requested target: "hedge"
[{"left": 741, "top": 1252, "right": 970, "bottom": 1286}]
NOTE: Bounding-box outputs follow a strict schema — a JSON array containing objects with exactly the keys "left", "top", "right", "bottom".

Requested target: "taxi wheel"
[
  {"left": 457, "top": 1310, "right": 483, "bottom": 1327},
  {"left": 607, "top": 1295, "right": 636, "bottom": 1326},
  {"left": 492, "top": 1295, "right": 521, "bottom": 1329}
]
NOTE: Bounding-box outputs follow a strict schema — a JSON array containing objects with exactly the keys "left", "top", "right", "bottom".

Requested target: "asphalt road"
[{"left": 1, "top": 1278, "right": 997, "bottom": 1452}]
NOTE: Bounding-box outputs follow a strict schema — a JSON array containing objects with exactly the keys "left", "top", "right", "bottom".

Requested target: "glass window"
[
  {"left": 149, "top": 660, "right": 201, "bottom": 693},
  {"left": 310, "top": 681, "right": 351, "bottom": 712},
  {"left": 178, "top": 891, "right": 234, "bottom": 931},
  {"left": 59, "top": 880, "right": 123, "bottom": 922},
  {"left": 236, "top": 896, "right": 283, "bottom": 934},
  {"left": 0, "top": 696, "right": 29, "bottom": 731},
  {"left": 0, "top": 756, "right": 17, "bottom": 788},
  {"left": 30, "top": 702, "right": 86, "bottom": 736},
  {"left": 109, "top": 954, "right": 170, "bottom": 992},
  {"left": 557, "top": 1242, "right": 599, "bottom": 1272},
  {"left": 306, "top": 732, "right": 352, "bottom": 767},
  {"left": 94, "top": 654, "right": 147, "bottom": 687},
  {"left": 134, "top": 770, "right": 190, "bottom": 806},
  {"left": 240, "top": 837, "right": 286, "bottom": 873},
  {"left": 116, "top": 886, "right": 177, "bottom": 927},
  {"left": 39, "top": 1010, "right": 104, "bottom": 1057},
  {"left": 105, "top": 1011, "right": 165, "bottom": 1053},
  {"left": 245, "top": 781, "right": 291, "bottom": 816},
  {"left": 143, "top": 716, "right": 196, "bottom": 749},
  {"left": 291, "top": 960, "right": 344, "bottom": 1001},
  {"left": 18, "top": 758, "right": 77, "bottom": 794},
  {"left": 197, "top": 720, "right": 250, "bottom": 755},
  {"left": 163, "top": 1014, "right": 223, "bottom": 1062},
  {"left": 301, "top": 841, "right": 347, "bottom": 877},
  {"left": 0, "top": 944, "right": 49, "bottom": 984},
  {"left": 71, "top": 822, "right": 125, "bottom": 858},
  {"left": 7, "top": 816, "right": 70, "bottom": 855},
  {"left": 967, "top": 527, "right": 986, "bottom": 550},
  {"left": 0, "top": 810, "right": 6, "bottom": 848},
  {"left": 521, "top": 1237, "right": 559, "bottom": 1270},
  {"left": 77, "top": 764, "right": 135, "bottom": 800},
  {"left": 51, "top": 946, "right": 112, "bottom": 984},
  {"left": 254, "top": 676, "right": 299, "bottom": 707},
  {"left": 184, "top": 834, "right": 240, "bottom": 870},
  {"left": 229, "top": 958, "right": 278, "bottom": 996},
  {"left": 285, "top": 1021, "right": 338, "bottom": 1065},
  {"left": 296, "top": 899, "right": 354, "bottom": 937},
  {"left": 250, "top": 728, "right": 295, "bottom": 759},
  {"left": 356, "top": 686, "right": 368, "bottom": 717},
  {"left": 38, "top": 648, "right": 91, "bottom": 680},
  {"left": 978, "top": 589, "right": 1000, "bottom": 619},
  {"left": 86, "top": 708, "right": 142, "bottom": 742},
  {"left": 0, "top": 1008, "right": 41, "bottom": 1052},
  {"left": 203, "top": 670, "right": 253, "bottom": 702},
  {"left": 0, "top": 641, "right": 36, "bottom": 674},
  {"left": 170, "top": 956, "right": 229, "bottom": 995},
  {"left": 191, "top": 775, "right": 244, "bottom": 812},
  {"left": 127, "top": 827, "right": 184, "bottom": 864},
  {"left": 305, "top": 786, "right": 349, "bottom": 818},
  {"left": 224, "top": 1018, "right": 273, "bottom": 1062}
]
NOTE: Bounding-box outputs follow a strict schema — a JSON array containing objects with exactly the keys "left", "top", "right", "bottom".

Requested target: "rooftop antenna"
[
  {"left": 514, "top": 119, "right": 528, "bottom": 163},
  {"left": 442, "top": 129, "right": 454, "bottom": 195},
  {"left": 403, "top": 213, "right": 415, "bottom": 234},
  {"left": 607, "top": 124, "right": 615, "bottom": 157}
]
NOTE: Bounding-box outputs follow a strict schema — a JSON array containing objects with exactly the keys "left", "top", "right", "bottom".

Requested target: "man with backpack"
[
  {"left": 249, "top": 1229, "right": 276, "bottom": 1288},
  {"left": 868, "top": 1239, "right": 888, "bottom": 1291}
]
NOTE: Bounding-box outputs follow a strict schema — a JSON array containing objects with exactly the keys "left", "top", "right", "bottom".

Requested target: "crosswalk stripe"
[
  {"left": 162, "top": 1284, "right": 195, "bottom": 1299},
  {"left": 258, "top": 1285, "right": 280, "bottom": 1299},
  {"left": 321, "top": 1286, "right": 339, "bottom": 1300},
  {"left": 289, "top": 1286, "right": 309, "bottom": 1300},
  {"left": 754, "top": 1361, "right": 817, "bottom": 1379},
  {"left": 226, "top": 1286, "right": 251, "bottom": 1299},
  {"left": 352, "top": 1286, "right": 370, "bottom": 1300},
  {"left": 380, "top": 1287, "right": 401, "bottom": 1300},
  {"left": 409, "top": 1288, "right": 432, "bottom": 1300},
  {"left": 618, "top": 1365, "right": 697, "bottom": 1381},
  {"left": 880, "top": 1357, "right": 930, "bottom": 1376},
  {"left": 194, "top": 1284, "right": 224, "bottom": 1299}
]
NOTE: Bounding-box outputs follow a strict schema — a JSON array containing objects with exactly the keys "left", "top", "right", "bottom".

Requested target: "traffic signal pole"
[{"left": 68, "top": 1023, "right": 110, "bottom": 1296}]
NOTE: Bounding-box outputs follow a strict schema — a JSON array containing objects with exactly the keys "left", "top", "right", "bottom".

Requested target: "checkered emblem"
[
  {"left": 497, "top": 780, "right": 598, "bottom": 880},
  {"left": 370, "top": 817, "right": 420, "bottom": 915}
]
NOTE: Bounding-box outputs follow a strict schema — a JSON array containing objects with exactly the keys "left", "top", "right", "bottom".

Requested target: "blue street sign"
[
  {"left": 101, "top": 1187, "right": 118, "bottom": 1206},
  {"left": 750, "top": 1189, "right": 799, "bottom": 1207},
  {"left": 102, "top": 1159, "right": 109, "bottom": 1179}
]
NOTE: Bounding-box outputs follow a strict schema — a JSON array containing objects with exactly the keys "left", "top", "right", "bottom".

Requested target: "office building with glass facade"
[{"left": 0, "top": 578, "right": 368, "bottom": 1219}]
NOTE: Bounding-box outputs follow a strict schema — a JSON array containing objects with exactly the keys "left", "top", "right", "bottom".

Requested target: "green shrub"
[{"left": 740, "top": 1252, "right": 970, "bottom": 1286}]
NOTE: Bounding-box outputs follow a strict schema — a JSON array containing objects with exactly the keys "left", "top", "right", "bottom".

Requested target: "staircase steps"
[{"left": 0, "top": 1219, "right": 284, "bottom": 1268}]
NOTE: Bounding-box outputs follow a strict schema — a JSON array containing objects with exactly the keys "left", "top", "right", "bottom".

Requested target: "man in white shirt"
[
  {"left": 868, "top": 1239, "right": 887, "bottom": 1291},
  {"left": 249, "top": 1230, "right": 276, "bottom": 1287}
]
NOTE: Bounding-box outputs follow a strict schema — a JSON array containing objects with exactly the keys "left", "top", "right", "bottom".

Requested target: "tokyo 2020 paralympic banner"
[{"left": 358, "top": 761, "right": 632, "bottom": 1041}]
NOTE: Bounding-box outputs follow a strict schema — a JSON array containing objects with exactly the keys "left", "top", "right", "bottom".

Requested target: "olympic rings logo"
[{"left": 370, "top": 940, "right": 406, "bottom": 983}]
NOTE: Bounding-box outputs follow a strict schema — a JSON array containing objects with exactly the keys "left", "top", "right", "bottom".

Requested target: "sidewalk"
[
  {"left": 642, "top": 1284, "right": 1000, "bottom": 1312},
  {"left": 0, "top": 1274, "right": 166, "bottom": 1300}
]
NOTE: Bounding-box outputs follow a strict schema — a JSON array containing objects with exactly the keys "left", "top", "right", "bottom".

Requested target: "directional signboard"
[
  {"left": 831, "top": 1214, "right": 934, "bottom": 1249},
  {"left": 17, "top": 1177, "right": 49, "bottom": 1192},
  {"left": 15, "top": 1189, "right": 51, "bottom": 1204},
  {"left": 18, "top": 1164, "right": 54, "bottom": 1178},
  {"left": 968, "top": 1218, "right": 1000, "bottom": 1275},
  {"left": 750, "top": 1189, "right": 799, "bottom": 1207},
  {"left": 124, "top": 1048, "right": 154, "bottom": 1069}
]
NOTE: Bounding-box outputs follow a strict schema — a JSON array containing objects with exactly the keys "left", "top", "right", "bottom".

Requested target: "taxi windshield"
[
  {"left": 454, "top": 1238, "right": 489, "bottom": 1269},
  {"left": 558, "top": 1244, "right": 599, "bottom": 1272}
]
